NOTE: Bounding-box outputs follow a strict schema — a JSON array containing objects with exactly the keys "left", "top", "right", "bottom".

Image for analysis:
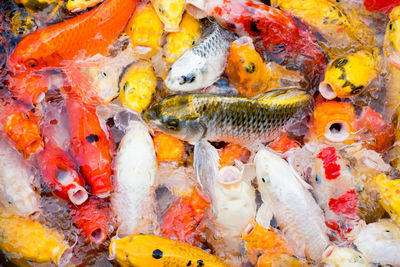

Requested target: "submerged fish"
[
  {"left": 255, "top": 149, "right": 329, "bottom": 261},
  {"left": 110, "top": 234, "right": 228, "bottom": 267},
  {"left": 143, "top": 88, "right": 312, "bottom": 145},
  {"left": 364, "top": 0, "right": 400, "bottom": 14},
  {"left": 111, "top": 120, "right": 157, "bottom": 236},
  {"left": 0, "top": 209, "right": 71, "bottom": 265},
  {"left": 353, "top": 219, "right": 400, "bottom": 266},
  {"left": 322, "top": 246, "right": 369, "bottom": 267},
  {"left": 0, "top": 138, "right": 40, "bottom": 218},
  {"left": 165, "top": 22, "right": 236, "bottom": 92},
  {"left": 152, "top": 0, "right": 185, "bottom": 32}
]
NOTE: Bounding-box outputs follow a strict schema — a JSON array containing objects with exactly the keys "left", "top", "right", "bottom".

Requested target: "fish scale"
[{"left": 144, "top": 88, "right": 312, "bottom": 145}]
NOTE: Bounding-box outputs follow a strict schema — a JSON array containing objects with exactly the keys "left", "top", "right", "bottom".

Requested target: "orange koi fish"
[
  {"left": 218, "top": 143, "right": 251, "bottom": 169},
  {"left": 7, "top": 0, "right": 139, "bottom": 105},
  {"left": 0, "top": 97, "right": 44, "bottom": 157},
  {"left": 306, "top": 101, "right": 358, "bottom": 145},
  {"left": 268, "top": 134, "right": 300, "bottom": 154},
  {"left": 66, "top": 93, "right": 114, "bottom": 197},
  {"left": 69, "top": 196, "right": 109, "bottom": 245},
  {"left": 153, "top": 132, "right": 185, "bottom": 163},
  {"left": 161, "top": 188, "right": 210, "bottom": 247}
]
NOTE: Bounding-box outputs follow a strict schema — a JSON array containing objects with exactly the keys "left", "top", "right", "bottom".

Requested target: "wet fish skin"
[
  {"left": 165, "top": 22, "right": 236, "bottom": 92},
  {"left": 144, "top": 88, "right": 312, "bottom": 145}
]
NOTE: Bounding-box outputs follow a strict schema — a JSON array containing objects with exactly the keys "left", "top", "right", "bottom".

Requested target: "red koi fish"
[
  {"left": 0, "top": 96, "right": 44, "bottom": 157},
  {"left": 66, "top": 92, "right": 114, "bottom": 197},
  {"left": 268, "top": 134, "right": 300, "bottom": 155},
  {"left": 364, "top": 0, "right": 400, "bottom": 14},
  {"left": 161, "top": 188, "right": 210, "bottom": 246},
  {"left": 7, "top": 0, "right": 139, "bottom": 105},
  {"left": 355, "top": 107, "right": 394, "bottom": 153},
  {"left": 186, "top": 0, "right": 327, "bottom": 85},
  {"left": 38, "top": 103, "right": 88, "bottom": 205},
  {"left": 70, "top": 196, "right": 109, "bottom": 245}
]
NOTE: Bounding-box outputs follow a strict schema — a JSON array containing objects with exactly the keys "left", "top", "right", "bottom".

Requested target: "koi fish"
[
  {"left": 152, "top": 0, "right": 185, "bottom": 32},
  {"left": 255, "top": 149, "right": 329, "bottom": 261},
  {"left": 257, "top": 254, "right": 309, "bottom": 267},
  {"left": 161, "top": 187, "right": 210, "bottom": 246},
  {"left": 218, "top": 144, "right": 250, "bottom": 169},
  {"left": 353, "top": 219, "right": 400, "bottom": 266},
  {"left": 371, "top": 174, "right": 400, "bottom": 226},
  {"left": 0, "top": 138, "right": 40, "bottom": 219},
  {"left": 111, "top": 120, "right": 157, "bottom": 236},
  {"left": 186, "top": 0, "right": 327, "bottom": 85},
  {"left": 110, "top": 234, "right": 228, "bottom": 267},
  {"left": 7, "top": 71, "right": 48, "bottom": 105},
  {"left": 242, "top": 221, "right": 293, "bottom": 265},
  {"left": 7, "top": 0, "right": 139, "bottom": 105},
  {"left": 364, "top": 0, "right": 400, "bottom": 14},
  {"left": 119, "top": 60, "right": 157, "bottom": 113},
  {"left": 66, "top": 93, "right": 114, "bottom": 197},
  {"left": 322, "top": 246, "right": 369, "bottom": 267},
  {"left": 0, "top": 98, "right": 44, "bottom": 157},
  {"left": 225, "top": 36, "right": 273, "bottom": 97},
  {"left": 153, "top": 132, "right": 185, "bottom": 163},
  {"left": 319, "top": 51, "right": 378, "bottom": 99},
  {"left": 165, "top": 21, "right": 236, "bottom": 92},
  {"left": 69, "top": 196, "right": 109, "bottom": 245},
  {"left": 274, "top": 0, "right": 373, "bottom": 56},
  {"left": 125, "top": 3, "right": 164, "bottom": 58},
  {"left": 306, "top": 101, "right": 358, "bottom": 145},
  {"left": 0, "top": 209, "right": 71, "bottom": 265},
  {"left": 163, "top": 13, "right": 202, "bottom": 63}
]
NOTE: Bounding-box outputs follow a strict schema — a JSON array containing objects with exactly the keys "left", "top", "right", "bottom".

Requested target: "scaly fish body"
[
  {"left": 255, "top": 149, "right": 329, "bottom": 261},
  {"left": 111, "top": 120, "right": 157, "bottom": 236},
  {"left": 144, "top": 88, "right": 312, "bottom": 145},
  {"left": 110, "top": 234, "right": 228, "bottom": 267},
  {"left": 319, "top": 51, "right": 378, "bottom": 99},
  {"left": 152, "top": 0, "right": 185, "bottom": 32},
  {"left": 186, "top": 0, "right": 327, "bottom": 85},
  {"left": 0, "top": 209, "right": 71, "bottom": 265},
  {"left": 164, "top": 13, "right": 202, "bottom": 63},
  {"left": 165, "top": 22, "right": 236, "bottom": 92},
  {"left": 0, "top": 138, "right": 40, "bottom": 218},
  {"left": 274, "top": 0, "right": 373, "bottom": 56},
  {"left": 354, "top": 219, "right": 400, "bottom": 266}
]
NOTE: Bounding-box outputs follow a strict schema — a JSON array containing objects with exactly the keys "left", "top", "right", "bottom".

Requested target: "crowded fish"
[{"left": 1, "top": 0, "right": 400, "bottom": 265}]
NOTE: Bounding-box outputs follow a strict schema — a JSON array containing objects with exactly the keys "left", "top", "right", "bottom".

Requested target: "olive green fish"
[{"left": 143, "top": 88, "right": 312, "bottom": 145}]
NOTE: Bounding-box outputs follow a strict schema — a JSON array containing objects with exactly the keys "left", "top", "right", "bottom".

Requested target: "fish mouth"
[
  {"left": 324, "top": 120, "right": 350, "bottom": 142},
  {"left": 319, "top": 81, "right": 337, "bottom": 100}
]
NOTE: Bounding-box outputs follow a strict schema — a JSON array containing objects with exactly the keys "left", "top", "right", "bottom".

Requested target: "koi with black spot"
[
  {"left": 66, "top": 92, "right": 114, "bottom": 197},
  {"left": 110, "top": 234, "right": 228, "bottom": 266},
  {"left": 186, "top": 0, "right": 327, "bottom": 87}
]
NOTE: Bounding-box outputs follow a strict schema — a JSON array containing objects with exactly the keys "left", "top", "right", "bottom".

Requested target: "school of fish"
[{"left": 1, "top": 0, "right": 400, "bottom": 266}]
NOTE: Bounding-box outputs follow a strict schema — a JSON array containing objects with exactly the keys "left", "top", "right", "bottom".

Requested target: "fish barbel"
[{"left": 143, "top": 88, "right": 312, "bottom": 145}]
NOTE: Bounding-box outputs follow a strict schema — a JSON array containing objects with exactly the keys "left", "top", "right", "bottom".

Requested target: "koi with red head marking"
[
  {"left": 161, "top": 188, "right": 210, "bottom": 246},
  {"left": 69, "top": 196, "right": 109, "bottom": 245},
  {"left": 6, "top": 0, "right": 139, "bottom": 105},
  {"left": 186, "top": 0, "right": 327, "bottom": 85},
  {"left": 317, "top": 147, "right": 341, "bottom": 180},
  {"left": 65, "top": 93, "right": 114, "bottom": 197},
  {"left": 0, "top": 97, "right": 44, "bottom": 157}
]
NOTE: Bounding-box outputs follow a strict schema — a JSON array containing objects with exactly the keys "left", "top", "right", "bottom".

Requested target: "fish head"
[
  {"left": 255, "top": 149, "right": 284, "bottom": 190},
  {"left": 385, "top": 6, "right": 400, "bottom": 69},
  {"left": 143, "top": 95, "right": 206, "bottom": 142},
  {"left": 165, "top": 52, "right": 207, "bottom": 91},
  {"left": 152, "top": 0, "right": 185, "bottom": 32},
  {"left": 7, "top": 32, "right": 54, "bottom": 73}
]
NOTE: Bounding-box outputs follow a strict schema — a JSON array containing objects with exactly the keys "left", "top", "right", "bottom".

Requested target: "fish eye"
[
  {"left": 99, "top": 71, "right": 107, "bottom": 78},
  {"left": 166, "top": 118, "right": 179, "bottom": 130},
  {"left": 390, "top": 23, "right": 393, "bottom": 31},
  {"left": 178, "top": 74, "right": 196, "bottom": 85},
  {"left": 25, "top": 59, "right": 38, "bottom": 67},
  {"left": 245, "top": 62, "right": 256, "bottom": 73},
  {"left": 159, "top": 6, "right": 165, "bottom": 14}
]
